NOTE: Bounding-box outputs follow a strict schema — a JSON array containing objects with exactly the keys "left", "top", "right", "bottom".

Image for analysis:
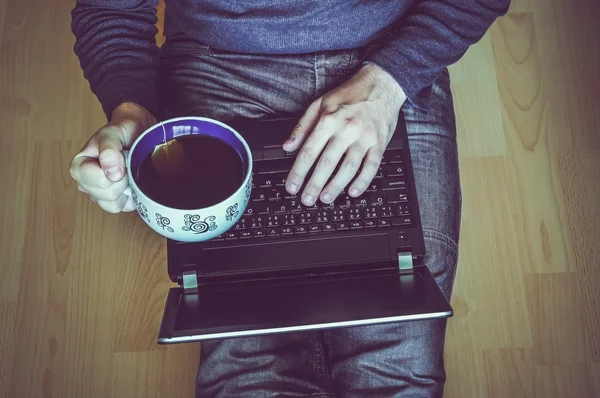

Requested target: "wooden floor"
[{"left": 1, "top": 0, "right": 598, "bottom": 396}]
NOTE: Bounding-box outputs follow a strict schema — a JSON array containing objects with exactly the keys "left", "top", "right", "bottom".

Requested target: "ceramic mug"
[{"left": 123, "top": 117, "right": 253, "bottom": 242}]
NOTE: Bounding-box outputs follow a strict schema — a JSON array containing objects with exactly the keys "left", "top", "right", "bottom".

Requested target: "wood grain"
[{"left": 1, "top": 0, "right": 598, "bottom": 396}]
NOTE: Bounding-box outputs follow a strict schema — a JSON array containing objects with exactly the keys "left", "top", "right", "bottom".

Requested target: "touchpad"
[{"left": 199, "top": 233, "right": 391, "bottom": 274}]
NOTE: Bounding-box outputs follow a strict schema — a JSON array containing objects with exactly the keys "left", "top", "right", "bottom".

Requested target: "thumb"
[
  {"left": 97, "top": 126, "right": 127, "bottom": 182},
  {"left": 283, "top": 97, "right": 322, "bottom": 152}
]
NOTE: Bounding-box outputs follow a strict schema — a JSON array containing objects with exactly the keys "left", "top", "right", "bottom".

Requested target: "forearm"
[
  {"left": 365, "top": 0, "right": 511, "bottom": 109},
  {"left": 71, "top": 0, "right": 160, "bottom": 119}
]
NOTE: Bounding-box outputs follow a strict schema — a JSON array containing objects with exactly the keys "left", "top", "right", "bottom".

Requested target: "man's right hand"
[{"left": 70, "top": 102, "right": 157, "bottom": 213}]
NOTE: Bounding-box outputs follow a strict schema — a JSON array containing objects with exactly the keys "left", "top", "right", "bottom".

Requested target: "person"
[{"left": 69, "top": 0, "right": 510, "bottom": 396}]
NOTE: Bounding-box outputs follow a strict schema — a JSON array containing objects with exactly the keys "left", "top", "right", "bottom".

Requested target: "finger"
[
  {"left": 321, "top": 144, "right": 367, "bottom": 203},
  {"left": 283, "top": 97, "right": 322, "bottom": 152},
  {"left": 285, "top": 116, "right": 338, "bottom": 195},
  {"left": 348, "top": 146, "right": 384, "bottom": 197},
  {"left": 73, "top": 156, "right": 116, "bottom": 191},
  {"left": 301, "top": 138, "right": 348, "bottom": 205},
  {"left": 86, "top": 176, "right": 130, "bottom": 202},
  {"left": 97, "top": 127, "right": 127, "bottom": 182},
  {"left": 96, "top": 195, "right": 129, "bottom": 214}
]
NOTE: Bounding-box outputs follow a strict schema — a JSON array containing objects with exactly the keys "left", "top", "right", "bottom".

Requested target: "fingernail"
[
  {"left": 350, "top": 188, "right": 359, "bottom": 197},
  {"left": 322, "top": 193, "right": 332, "bottom": 203},
  {"left": 105, "top": 166, "right": 122, "bottom": 180},
  {"left": 303, "top": 194, "right": 313, "bottom": 204},
  {"left": 288, "top": 183, "right": 298, "bottom": 194},
  {"left": 284, "top": 136, "right": 295, "bottom": 145}
]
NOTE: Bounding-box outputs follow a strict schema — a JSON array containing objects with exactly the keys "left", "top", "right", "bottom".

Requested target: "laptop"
[{"left": 157, "top": 114, "right": 453, "bottom": 343}]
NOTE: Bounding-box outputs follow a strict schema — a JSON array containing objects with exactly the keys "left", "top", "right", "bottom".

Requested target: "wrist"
[
  {"left": 359, "top": 64, "right": 407, "bottom": 106},
  {"left": 111, "top": 102, "right": 157, "bottom": 132}
]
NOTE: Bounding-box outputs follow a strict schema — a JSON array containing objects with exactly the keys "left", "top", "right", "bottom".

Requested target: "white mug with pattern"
[{"left": 124, "top": 117, "right": 252, "bottom": 242}]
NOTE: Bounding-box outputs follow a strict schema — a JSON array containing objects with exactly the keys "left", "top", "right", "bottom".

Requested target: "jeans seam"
[
  {"left": 313, "top": 52, "right": 319, "bottom": 98},
  {"left": 422, "top": 227, "right": 459, "bottom": 253}
]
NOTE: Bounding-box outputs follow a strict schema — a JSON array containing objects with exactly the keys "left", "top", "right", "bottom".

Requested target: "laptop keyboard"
[{"left": 212, "top": 149, "right": 413, "bottom": 241}]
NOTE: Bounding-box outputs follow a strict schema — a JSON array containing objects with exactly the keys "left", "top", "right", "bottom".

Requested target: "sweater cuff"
[
  {"left": 96, "top": 82, "right": 159, "bottom": 121},
  {"left": 363, "top": 50, "right": 434, "bottom": 112}
]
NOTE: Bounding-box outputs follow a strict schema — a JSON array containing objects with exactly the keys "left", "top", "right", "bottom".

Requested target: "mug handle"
[{"left": 122, "top": 149, "right": 132, "bottom": 197}]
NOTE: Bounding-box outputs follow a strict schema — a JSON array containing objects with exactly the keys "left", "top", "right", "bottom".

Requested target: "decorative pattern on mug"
[
  {"left": 130, "top": 189, "right": 138, "bottom": 204},
  {"left": 182, "top": 214, "right": 217, "bottom": 234},
  {"left": 137, "top": 202, "right": 150, "bottom": 223},
  {"left": 155, "top": 213, "right": 174, "bottom": 232},
  {"left": 245, "top": 178, "right": 252, "bottom": 200},
  {"left": 225, "top": 203, "right": 239, "bottom": 222}
]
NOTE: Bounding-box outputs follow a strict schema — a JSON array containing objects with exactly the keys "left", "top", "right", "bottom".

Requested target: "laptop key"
[
  {"left": 350, "top": 221, "right": 363, "bottom": 229},
  {"left": 274, "top": 203, "right": 288, "bottom": 214},
  {"left": 252, "top": 188, "right": 267, "bottom": 201},
  {"left": 383, "top": 164, "right": 404, "bottom": 177},
  {"left": 273, "top": 173, "right": 287, "bottom": 187},
  {"left": 353, "top": 196, "right": 369, "bottom": 207},
  {"left": 267, "top": 227, "right": 280, "bottom": 237},
  {"left": 385, "top": 191, "right": 408, "bottom": 204},
  {"left": 388, "top": 150, "right": 403, "bottom": 164},
  {"left": 381, "top": 177, "right": 407, "bottom": 191},
  {"left": 309, "top": 225, "right": 322, "bottom": 233},
  {"left": 381, "top": 206, "right": 394, "bottom": 218},
  {"left": 332, "top": 209, "right": 347, "bottom": 222},
  {"left": 336, "top": 195, "right": 352, "bottom": 209},
  {"left": 254, "top": 175, "right": 274, "bottom": 188},
  {"left": 267, "top": 188, "right": 284, "bottom": 201},
  {"left": 392, "top": 217, "right": 412, "bottom": 226},
  {"left": 250, "top": 216, "right": 264, "bottom": 229},
  {"left": 267, "top": 215, "right": 281, "bottom": 227},
  {"left": 370, "top": 192, "right": 385, "bottom": 206},
  {"left": 288, "top": 199, "right": 304, "bottom": 212},
  {"left": 348, "top": 208, "right": 362, "bottom": 220},
  {"left": 323, "top": 223, "right": 335, "bottom": 232},
  {"left": 299, "top": 212, "right": 313, "bottom": 225},
  {"left": 234, "top": 220, "right": 247, "bottom": 230},
  {"left": 224, "top": 232, "right": 238, "bottom": 240},
  {"left": 364, "top": 206, "right": 378, "bottom": 219},
  {"left": 240, "top": 231, "right": 252, "bottom": 239},
  {"left": 281, "top": 226, "right": 294, "bottom": 235},
  {"left": 294, "top": 225, "right": 308, "bottom": 234},
  {"left": 396, "top": 204, "right": 410, "bottom": 216},
  {"left": 364, "top": 220, "right": 377, "bottom": 228},
  {"left": 335, "top": 222, "right": 349, "bottom": 231},
  {"left": 252, "top": 202, "right": 271, "bottom": 215},
  {"left": 316, "top": 210, "right": 331, "bottom": 223},
  {"left": 366, "top": 180, "right": 380, "bottom": 193},
  {"left": 283, "top": 214, "right": 297, "bottom": 226},
  {"left": 374, "top": 167, "right": 384, "bottom": 179},
  {"left": 252, "top": 229, "right": 266, "bottom": 238},
  {"left": 378, "top": 219, "right": 391, "bottom": 227}
]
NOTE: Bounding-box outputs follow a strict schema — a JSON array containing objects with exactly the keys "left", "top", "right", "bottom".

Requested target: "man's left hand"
[{"left": 283, "top": 64, "right": 407, "bottom": 206}]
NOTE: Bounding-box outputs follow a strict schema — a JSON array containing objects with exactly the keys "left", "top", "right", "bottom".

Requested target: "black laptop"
[{"left": 157, "top": 114, "right": 453, "bottom": 343}]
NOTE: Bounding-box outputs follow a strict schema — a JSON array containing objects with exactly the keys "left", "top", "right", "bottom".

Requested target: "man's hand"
[
  {"left": 283, "top": 64, "right": 407, "bottom": 206},
  {"left": 69, "top": 102, "right": 156, "bottom": 213}
]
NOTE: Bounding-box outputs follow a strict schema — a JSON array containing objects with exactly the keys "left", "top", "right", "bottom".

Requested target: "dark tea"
[{"left": 136, "top": 135, "right": 245, "bottom": 209}]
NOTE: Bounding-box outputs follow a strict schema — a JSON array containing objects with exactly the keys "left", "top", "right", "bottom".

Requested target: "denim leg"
[
  {"left": 325, "top": 69, "right": 461, "bottom": 398},
  {"left": 158, "top": 34, "right": 357, "bottom": 397}
]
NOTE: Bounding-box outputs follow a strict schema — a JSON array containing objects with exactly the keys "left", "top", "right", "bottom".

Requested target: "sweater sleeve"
[
  {"left": 71, "top": 0, "right": 160, "bottom": 119},
  {"left": 365, "top": 0, "right": 511, "bottom": 110}
]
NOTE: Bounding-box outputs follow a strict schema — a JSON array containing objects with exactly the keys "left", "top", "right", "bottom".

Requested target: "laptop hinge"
[
  {"left": 397, "top": 251, "right": 414, "bottom": 274},
  {"left": 182, "top": 270, "right": 198, "bottom": 293}
]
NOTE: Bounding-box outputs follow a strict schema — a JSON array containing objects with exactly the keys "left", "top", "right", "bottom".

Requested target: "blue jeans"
[{"left": 159, "top": 34, "right": 461, "bottom": 398}]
